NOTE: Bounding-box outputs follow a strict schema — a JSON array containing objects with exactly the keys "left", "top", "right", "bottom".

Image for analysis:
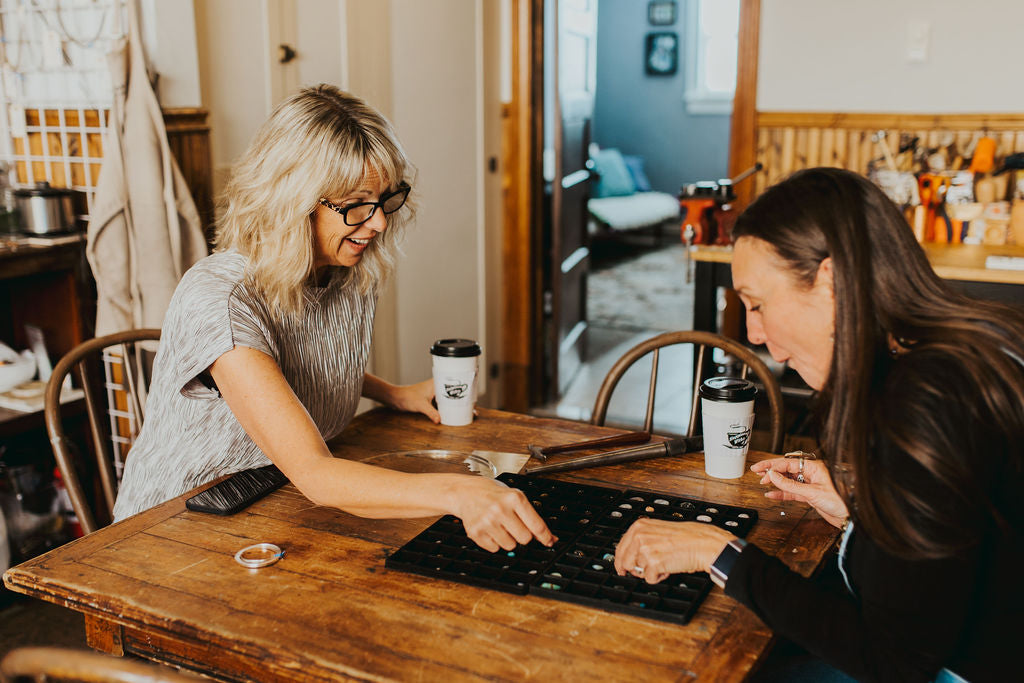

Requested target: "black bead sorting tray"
[{"left": 385, "top": 473, "right": 758, "bottom": 625}]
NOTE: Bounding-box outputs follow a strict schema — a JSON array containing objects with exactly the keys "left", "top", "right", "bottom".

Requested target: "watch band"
[{"left": 709, "top": 538, "right": 748, "bottom": 589}]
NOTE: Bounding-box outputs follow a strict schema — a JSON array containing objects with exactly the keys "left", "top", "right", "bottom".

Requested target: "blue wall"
[{"left": 593, "top": 0, "right": 732, "bottom": 194}]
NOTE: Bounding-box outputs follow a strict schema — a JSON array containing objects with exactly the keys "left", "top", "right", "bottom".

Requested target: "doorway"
[{"left": 531, "top": 0, "right": 740, "bottom": 429}]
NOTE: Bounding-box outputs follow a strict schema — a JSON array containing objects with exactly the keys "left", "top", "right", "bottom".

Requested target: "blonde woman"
[{"left": 113, "top": 85, "right": 554, "bottom": 552}]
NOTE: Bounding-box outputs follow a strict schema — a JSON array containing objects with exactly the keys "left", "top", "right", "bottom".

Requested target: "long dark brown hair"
[{"left": 733, "top": 167, "right": 1024, "bottom": 559}]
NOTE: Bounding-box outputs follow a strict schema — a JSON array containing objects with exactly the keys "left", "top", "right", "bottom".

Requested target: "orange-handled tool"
[
  {"left": 969, "top": 136, "right": 997, "bottom": 174},
  {"left": 680, "top": 197, "right": 717, "bottom": 245},
  {"left": 918, "top": 174, "right": 951, "bottom": 242}
]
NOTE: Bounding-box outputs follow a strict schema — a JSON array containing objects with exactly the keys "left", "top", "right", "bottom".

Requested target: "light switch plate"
[{"left": 906, "top": 20, "right": 930, "bottom": 63}]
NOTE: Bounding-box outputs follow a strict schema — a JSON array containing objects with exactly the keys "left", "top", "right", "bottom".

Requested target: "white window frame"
[{"left": 683, "top": 0, "right": 738, "bottom": 116}]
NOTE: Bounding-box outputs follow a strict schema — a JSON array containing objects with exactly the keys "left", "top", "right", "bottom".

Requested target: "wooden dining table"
[{"left": 3, "top": 408, "right": 839, "bottom": 682}]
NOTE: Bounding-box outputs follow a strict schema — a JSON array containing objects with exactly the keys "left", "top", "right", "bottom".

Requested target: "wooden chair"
[
  {"left": 0, "top": 646, "right": 202, "bottom": 682},
  {"left": 591, "top": 330, "right": 785, "bottom": 454},
  {"left": 44, "top": 329, "right": 162, "bottom": 534}
]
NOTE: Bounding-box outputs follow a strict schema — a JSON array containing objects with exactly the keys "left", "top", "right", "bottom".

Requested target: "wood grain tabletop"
[{"left": 3, "top": 408, "right": 839, "bottom": 682}]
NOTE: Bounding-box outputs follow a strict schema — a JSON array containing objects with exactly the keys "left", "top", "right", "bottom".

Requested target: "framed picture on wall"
[
  {"left": 648, "top": 1, "right": 677, "bottom": 26},
  {"left": 645, "top": 32, "right": 678, "bottom": 76}
]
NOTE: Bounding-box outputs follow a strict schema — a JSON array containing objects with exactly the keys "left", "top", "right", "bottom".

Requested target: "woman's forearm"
[
  {"left": 294, "top": 455, "right": 462, "bottom": 518},
  {"left": 212, "top": 350, "right": 444, "bottom": 516},
  {"left": 361, "top": 372, "right": 396, "bottom": 405}
]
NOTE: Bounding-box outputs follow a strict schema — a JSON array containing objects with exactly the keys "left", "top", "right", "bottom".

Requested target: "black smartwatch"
[{"left": 709, "top": 538, "right": 748, "bottom": 589}]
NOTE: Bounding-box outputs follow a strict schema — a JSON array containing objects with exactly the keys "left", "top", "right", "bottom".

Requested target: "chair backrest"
[
  {"left": 0, "top": 646, "right": 202, "bottom": 682},
  {"left": 44, "top": 329, "right": 162, "bottom": 534},
  {"left": 591, "top": 330, "right": 785, "bottom": 454}
]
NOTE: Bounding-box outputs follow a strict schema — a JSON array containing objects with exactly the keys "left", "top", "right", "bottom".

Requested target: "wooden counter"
[
  {"left": 920, "top": 243, "right": 1024, "bottom": 285},
  {"left": 691, "top": 242, "right": 1024, "bottom": 335}
]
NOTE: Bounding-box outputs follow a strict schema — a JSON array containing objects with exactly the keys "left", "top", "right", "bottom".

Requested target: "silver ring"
[
  {"left": 797, "top": 457, "right": 805, "bottom": 483},
  {"left": 633, "top": 565, "right": 645, "bottom": 575},
  {"left": 235, "top": 543, "right": 284, "bottom": 569}
]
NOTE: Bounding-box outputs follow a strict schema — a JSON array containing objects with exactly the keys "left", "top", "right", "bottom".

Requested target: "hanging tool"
[
  {"left": 526, "top": 430, "right": 651, "bottom": 462},
  {"left": 872, "top": 130, "right": 898, "bottom": 171},
  {"left": 918, "top": 173, "right": 951, "bottom": 242},
  {"left": 525, "top": 435, "right": 703, "bottom": 475},
  {"left": 968, "top": 136, "right": 997, "bottom": 174}
]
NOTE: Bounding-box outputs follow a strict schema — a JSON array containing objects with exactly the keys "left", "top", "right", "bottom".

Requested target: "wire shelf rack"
[{"left": 0, "top": 0, "right": 128, "bottom": 210}]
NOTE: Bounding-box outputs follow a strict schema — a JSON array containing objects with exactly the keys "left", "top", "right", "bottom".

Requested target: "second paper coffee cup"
[
  {"left": 430, "top": 339, "right": 481, "bottom": 426},
  {"left": 699, "top": 377, "right": 757, "bottom": 479}
]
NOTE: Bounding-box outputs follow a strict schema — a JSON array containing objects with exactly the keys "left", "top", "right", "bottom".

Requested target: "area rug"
[{"left": 587, "top": 243, "right": 694, "bottom": 332}]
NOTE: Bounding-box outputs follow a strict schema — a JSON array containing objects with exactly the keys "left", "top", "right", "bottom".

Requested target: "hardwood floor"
[{"left": 0, "top": 590, "right": 88, "bottom": 658}]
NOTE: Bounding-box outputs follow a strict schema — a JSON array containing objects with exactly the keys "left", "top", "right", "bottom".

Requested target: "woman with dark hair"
[{"left": 614, "top": 167, "right": 1023, "bottom": 682}]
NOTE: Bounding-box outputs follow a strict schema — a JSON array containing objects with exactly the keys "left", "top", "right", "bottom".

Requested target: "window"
[{"left": 684, "top": 0, "right": 738, "bottom": 115}]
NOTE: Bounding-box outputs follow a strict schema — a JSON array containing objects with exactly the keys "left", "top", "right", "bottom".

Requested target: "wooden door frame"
[
  {"left": 729, "top": 0, "right": 761, "bottom": 210},
  {"left": 499, "top": 0, "right": 544, "bottom": 412},
  {"left": 501, "top": 0, "right": 760, "bottom": 412}
]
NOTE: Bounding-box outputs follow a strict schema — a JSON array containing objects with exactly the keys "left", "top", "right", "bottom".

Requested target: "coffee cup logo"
[
  {"left": 444, "top": 381, "right": 469, "bottom": 399},
  {"left": 725, "top": 423, "right": 750, "bottom": 449}
]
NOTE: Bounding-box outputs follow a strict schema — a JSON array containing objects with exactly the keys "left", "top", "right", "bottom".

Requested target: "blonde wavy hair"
[{"left": 214, "top": 84, "right": 414, "bottom": 315}]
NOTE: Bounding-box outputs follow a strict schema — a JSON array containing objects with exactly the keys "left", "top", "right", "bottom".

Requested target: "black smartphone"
[{"left": 185, "top": 465, "right": 289, "bottom": 515}]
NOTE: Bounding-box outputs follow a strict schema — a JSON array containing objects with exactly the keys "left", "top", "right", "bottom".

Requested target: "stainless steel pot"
[{"left": 12, "top": 182, "right": 77, "bottom": 234}]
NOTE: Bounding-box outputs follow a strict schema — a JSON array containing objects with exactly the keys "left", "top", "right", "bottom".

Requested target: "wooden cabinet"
[{"left": 0, "top": 238, "right": 92, "bottom": 437}]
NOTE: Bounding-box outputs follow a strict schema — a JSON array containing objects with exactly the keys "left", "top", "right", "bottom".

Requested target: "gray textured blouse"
[{"left": 112, "top": 250, "right": 375, "bottom": 520}]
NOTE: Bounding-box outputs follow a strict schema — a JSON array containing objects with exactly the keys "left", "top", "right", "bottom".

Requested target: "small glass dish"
[{"left": 361, "top": 450, "right": 498, "bottom": 478}]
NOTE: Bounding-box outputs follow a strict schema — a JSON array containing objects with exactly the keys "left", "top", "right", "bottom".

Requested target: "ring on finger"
[
  {"left": 633, "top": 565, "right": 645, "bottom": 575},
  {"left": 785, "top": 450, "right": 815, "bottom": 483}
]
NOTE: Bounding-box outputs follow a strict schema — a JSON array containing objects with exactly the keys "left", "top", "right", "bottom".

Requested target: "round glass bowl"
[{"left": 360, "top": 450, "right": 498, "bottom": 478}]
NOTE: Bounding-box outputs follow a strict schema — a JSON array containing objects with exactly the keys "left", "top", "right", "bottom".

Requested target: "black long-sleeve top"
[{"left": 725, "top": 350, "right": 1023, "bottom": 682}]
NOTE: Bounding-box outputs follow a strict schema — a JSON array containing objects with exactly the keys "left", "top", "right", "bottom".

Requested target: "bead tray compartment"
[{"left": 385, "top": 473, "right": 758, "bottom": 625}]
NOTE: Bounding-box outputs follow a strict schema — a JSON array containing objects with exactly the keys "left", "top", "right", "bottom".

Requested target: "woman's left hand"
[
  {"left": 613, "top": 518, "right": 736, "bottom": 584},
  {"left": 383, "top": 379, "right": 440, "bottom": 423}
]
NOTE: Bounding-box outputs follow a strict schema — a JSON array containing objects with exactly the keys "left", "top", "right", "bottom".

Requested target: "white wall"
[
  {"left": 389, "top": 0, "right": 487, "bottom": 388},
  {"left": 141, "top": 0, "right": 202, "bottom": 108},
  {"left": 187, "top": 0, "right": 492, "bottom": 396},
  {"left": 191, "top": 0, "right": 346, "bottom": 195},
  {"left": 193, "top": 0, "right": 273, "bottom": 190},
  {"left": 293, "top": 0, "right": 348, "bottom": 91},
  {"left": 758, "top": 0, "right": 1024, "bottom": 113}
]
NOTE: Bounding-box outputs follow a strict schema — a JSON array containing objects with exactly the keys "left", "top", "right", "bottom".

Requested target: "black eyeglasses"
[{"left": 318, "top": 182, "right": 411, "bottom": 227}]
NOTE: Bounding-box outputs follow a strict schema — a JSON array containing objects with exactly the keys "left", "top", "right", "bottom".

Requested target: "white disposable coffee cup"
[
  {"left": 699, "top": 377, "right": 757, "bottom": 479},
  {"left": 430, "top": 339, "right": 481, "bottom": 426}
]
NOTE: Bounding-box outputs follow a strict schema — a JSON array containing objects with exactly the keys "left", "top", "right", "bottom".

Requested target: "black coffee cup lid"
[
  {"left": 699, "top": 376, "right": 757, "bottom": 401},
  {"left": 430, "top": 338, "right": 481, "bottom": 357}
]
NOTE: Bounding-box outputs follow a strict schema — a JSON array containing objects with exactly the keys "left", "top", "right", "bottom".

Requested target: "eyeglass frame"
[{"left": 317, "top": 182, "right": 412, "bottom": 227}]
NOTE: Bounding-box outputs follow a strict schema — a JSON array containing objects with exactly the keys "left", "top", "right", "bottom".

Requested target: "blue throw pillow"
[
  {"left": 592, "top": 148, "right": 636, "bottom": 198},
  {"left": 622, "top": 155, "right": 653, "bottom": 192}
]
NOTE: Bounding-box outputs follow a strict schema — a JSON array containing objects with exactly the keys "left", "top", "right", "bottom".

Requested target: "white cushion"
[{"left": 588, "top": 192, "right": 680, "bottom": 232}]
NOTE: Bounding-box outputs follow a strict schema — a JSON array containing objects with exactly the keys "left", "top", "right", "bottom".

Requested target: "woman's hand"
[
  {"left": 384, "top": 379, "right": 440, "bottom": 423},
  {"left": 363, "top": 374, "right": 440, "bottom": 423},
  {"left": 750, "top": 457, "right": 849, "bottom": 528},
  {"left": 613, "top": 518, "right": 736, "bottom": 584},
  {"left": 446, "top": 476, "right": 557, "bottom": 552}
]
